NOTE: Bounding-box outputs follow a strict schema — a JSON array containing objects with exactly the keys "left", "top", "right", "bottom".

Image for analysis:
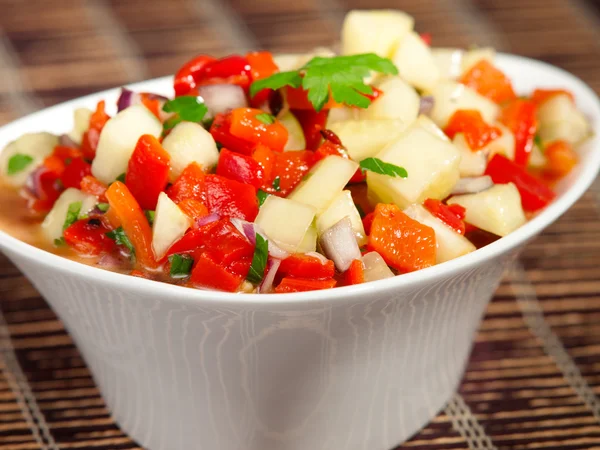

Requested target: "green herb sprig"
[{"left": 360, "top": 157, "right": 407, "bottom": 178}]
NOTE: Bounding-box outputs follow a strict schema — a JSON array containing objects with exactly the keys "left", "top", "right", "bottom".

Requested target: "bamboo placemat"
[{"left": 2, "top": 0, "right": 600, "bottom": 448}]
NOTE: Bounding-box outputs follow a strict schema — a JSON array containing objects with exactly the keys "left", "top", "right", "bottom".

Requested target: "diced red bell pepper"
[
  {"left": 252, "top": 143, "right": 276, "bottom": 181},
  {"left": 275, "top": 277, "right": 337, "bottom": 293},
  {"left": 173, "top": 54, "right": 216, "bottom": 97},
  {"left": 190, "top": 251, "right": 243, "bottom": 292},
  {"left": 448, "top": 203, "right": 466, "bottom": 220},
  {"left": 531, "top": 88, "right": 574, "bottom": 106},
  {"left": 362, "top": 211, "right": 375, "bottom": 236},
  {"left": 177, "top": 198, "right": 209, "bottom": 222},
  {"left": 165, "top": 221, "right": 217, "bottom": 256},
  {"left": 485, "top": 154, "right": 556, "bottom": 212},
  {"left": 444, "top": 109, "right": 502, "bottom": 151},
  {"left": 204, "top": 175, "right": 259, "bottom": 221},
  {"left": 167, "top": 162, "right": 206, "bottom": 204},
  {"left": 342, "top": 259, "right": 365, "bottom": 285},
  {"left": 210, "top": 113, "right": 256, "bottom": 155},
  {"left": 63, "top": 219, "right": 115, "bottom": 256},
  {"left": 260, "top": 149, "right": 316, "bottom": 196},
  {"left": 460, "top": 60, "right": 517, "bottom": 104},
  {"left": 229, "top": 107, "right": 288, "bottom": 152},
  {"left": 247, "top": 51, "right": 279, "bottom": 107},
  {"left": 423, "top": 198, "right": 466, "bottom": 235},
  {"left": 292, "top": 109, "right": 329, "bottom": 150},
  {"left": 367, "top": 204, "right": 436, "bottom": 273},
  {"left": 125, "top": 135, "right": 170, "bottom": 210},
  {"left": 202, "top": 219, "right": 255, "bottom": 266},
  {"left": 543, "top": 140, "right": 578, "bottom": 178},
  {"left": 80, "top": 100, "right": 110, "bottom": 160},
  {"left": 229, "top": 255, "right": 252, "bottom": 278},
  {"left": 139, "top": 93, "right": 162, "bottom": 119},
  {"left": 198, "top": 55, "right": 252, "bottom": 90},
  {"left": 216, "top": 147, "right": 265, "bottom": 189},
  {"left": 60, "top": 157, "right": 91, "bottom": 189},
  {"left": 80, "top": 175, "right": 108, "bottom": 201},
  {"left": 499, "top": 99, "right": 538, "bottom": 167},
  {"left": 26, "top": 167, "right": 63, "bottom": 213},
  {"left": 43, "top": 146, "right": 84, "bottom": 177},
  {"left": 285, "top": 86, "right": 342, "bottom": 110},
  {"left": 419, "top": 33, "right": 432, "bottom": 46},
  {"left": 278, "top": 254, "right": 335, "bottom": 280}
]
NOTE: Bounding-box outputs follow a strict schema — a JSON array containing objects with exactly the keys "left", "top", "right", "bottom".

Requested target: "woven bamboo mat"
[{"left": 2, "top": 0, "right": 600, "bottom": 448}]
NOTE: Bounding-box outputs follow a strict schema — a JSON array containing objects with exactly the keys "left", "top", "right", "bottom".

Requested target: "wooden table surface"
[{"left": 2, "top": 0, "right": 600, "bottom": 449}]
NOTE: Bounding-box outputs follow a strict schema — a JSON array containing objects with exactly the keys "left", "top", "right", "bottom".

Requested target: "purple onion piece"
[
  {"left": 25, "top": 167, "right": 47, "bottom": 200},
  {"left": 59, "top": 134, "right": 78, "bottom": 148},
  {"left": 319, "top": 217, "right": 361, "bottom": 272},
  {"left": 450, "top": 175, "right": 494, "bottom": 196},
  {"left": 242, "top": 223, "right": 257, "bottom": 245},
  {"left": 259, "top": 258, "right": 281, "bottom": 293},
  {"left": 117, "top": 88, "right": 137, "bottom": 112},
  {"left": 419, "top": 95, "right": 435, "bottom": 116},
  {"left": 196, "top": 212, "right": 220, "bottom": 228}
]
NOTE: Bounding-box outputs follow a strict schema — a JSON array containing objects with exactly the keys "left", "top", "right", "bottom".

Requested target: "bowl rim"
[{"left": 0, "top": 53, "right": 599, "bottom": 307}]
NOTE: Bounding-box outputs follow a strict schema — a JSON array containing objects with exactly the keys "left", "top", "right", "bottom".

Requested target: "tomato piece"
[
  {"left": 292, "top": 109, "right": 329, "bottom": 150},
  {"left": 278, "top": 254, "right": 335, "bottom": 280},
  {"left": 198, "top": 55, "right": 252, "bottom": 90},
  {"left": 460, "top": 60, "right": 517, "bottom": 104},
  {"left": 80, "top": 175, "right": 108, "bottom": 201},
  {"left": 247, "top": 51, "right": 279, "bottom": 106},
  {"left": 367, "top": 204, "right": 436, "bottom": 273},
  {"left": 531, "top": 88, "right": 574, "bottom": 106},
  {"left": 204, "top": 175, "right": 259, "bottom": 221},
  {"left": 167, "top": 163, "right": 206, "bottom": 204},
  {"left": 105, "top": 181, "right": 158, "bottom": 268},
  {"left": 342, "top": 259, "right": 365, "bottom": 285},
  {"left": 80, "top": 101, "right": 110, "bottom": 160},
  {"left": 542, "top": 140, "right": 578, "bottom": 178},
  {"left": 125, "top": 135, "right": 170, "bottom": 210},
  {"left": 60, "top": 157, "right": 91, "bottom": 189},
  {"left": 229, "top": 107, "right": 288, "bottom": 152},
  {"left": 216, "top": 148, "right": 265, "bottom": 189},
  {"left": 423, "top": 198, "right": 466, "bottom": 235},
  {"left": 499, "top": 99, "right": 538, "bottom": 167},
  {"left": 173, "top": 54, "right": 216, "bottom": 97},
  {"left": 177, "top": 198, "right": 209, "bottom": 222},
  {"left": 275, "top": 277, "right": 337, "bottom": 293},
  {"left": 63, "top": 219, "right": 115, "bottom": 256},
  {"left": 209, "top": 113, "right": 256, "bottom": 155},
  {"left": 444, "top": 109, "right": 502, "bottom": 151},
  {"left": 485, "top": 153, "right": 556, "bottom": 212},
  {"left": 190, "top": 251, "right": 243, "bottom": 292}
]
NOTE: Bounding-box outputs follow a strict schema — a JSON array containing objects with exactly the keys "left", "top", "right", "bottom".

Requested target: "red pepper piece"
[
  {"left": 444, "top": 109, "right": 502, "bottom": 151},
  {"left": 200, "top": 219, "right": 255, "bottom": 266},
  {"left": 190, "top": 251, "right": 243, "bottom": 292},
  {"left": 260, "top": 150, "right": 315, "bottom": 197},
  {"left": 80, "top": 175, "right": 108, "bottom": 202},
  {"left": 343, "top": 259, "right": 365, "bottom": 285},
  {"left": 543, "top": 140, "right": 578, "bottom": 178},
  {"left": 63, "top": 219, "right": 116, "bottom": 256},
  {"left": 229, "top": 107, "right": 288, "bottom": 152},
  {"left": 423, "top": 198, "right": 466, "bottom": 235},
  {"left": 80, "top": 101, "right": 111, "bottom": 160},
  {"left": 167, "top": 162, "right": 206, "bottom": 204},
  {"left": 216, "top": 148, "right": 265, "bottom": 189},
  {"left": 247, "top": 51, "right": 279, "bottom": 107},
  {"left": 229, "top": 255, "right": 252, "bottom": 278},
  {"left": 499, "top": 99, "right": 538, "bottom": 167},
  {"left": 278, "top": 254, "right": 335, "bottom": 280},
  {"left": 60, "top": 157, "right": 91, "bottom": 189},
  {"left": 210, "top": 113, "right": 256, "bottom": 155},
  {"left": 275, "top": 277, "right": 337, "bottom": 293},
  {"left": 26, "top": 167, "right": 63, "bottom": 213},
  {"left": 204, "top": 175, "right": 259, "bottom": 221},
  {"left": 125, "top": 135, "right": 170, "bottom": 210},
  {"left": 292, "top": 109, "right": 329, "bottom": 150},
  {"left": 419, "top": 33, "right": 432, "bottom": 46},
  {"left": 362, "top": 212, "right": 375, "bottom": 236},
  {"left": 531, "top": 88, "right": 575, "bottom": 106},
  {"left": 198, "top": 55, "right": 252, "bottom": 90},
  {"left": 173, "top": 54, "right": 216, "bottom": 97},
  {"left": 485, "top": 154, "right": 556, "bottom": 212},
  {"left": 460, "top": 60, "right": 517, "bottom": 104}
]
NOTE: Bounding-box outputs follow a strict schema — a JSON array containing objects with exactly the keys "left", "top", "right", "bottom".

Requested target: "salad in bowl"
[{"left": 0, "top": 10, "right": 592, "bottom": 295}]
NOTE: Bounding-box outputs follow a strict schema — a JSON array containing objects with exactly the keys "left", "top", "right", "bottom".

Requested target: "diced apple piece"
[
  {"left": 0, "top": 132, "right": 59, "bottom": 187},
  {"left": 528, "top": 143, "right": 547, "bottom": 170},
  {"left": 430, "top": 81, "right": 500, "bottom": 128},
  {"left": 453, "top": 133, "right": 488, "bottom": 177},
  {"left": 152, "top": 192, "right": 192, "bottom": 259},
  {"left": 326, "top": 106, "right": 357, "bottom": 126},
  {"left": 448, "top": 183, "right": 526, "bottom": 237},
  {"left": 361, "top": 251, "right": 394, "bottom": 282},
  {"left": 431, "top": 48, "right": 464, "bottom": 80},
  {"left": 404, "top": 204, "right": 475, "bottom": 263},
  {"left": 91, "top": 105, "right": 162, "bottom": 184},
  {"left": 414, "top": 115, "right": 450, "bottom": 142},
  {"left": 328, "top": 119, "right": 406, "bottom": 161},
  {"left": 289, "top": 155, "right": 359, "bottom": 212},
  {"left": 255, "top": 196, "right": 317, "bottom": 253},
  {"left": 68, "top": 108, "right": 93, "bottom": 145},
  {"left": 341, "top": 10, "right": 414, "bottom": 57},
  {"left": 296, "top": 223, "right": 317, "bottom": 253},
  {"left": 41, "top": 188, "right": 97, "bottom": 243},
  {"left": 537, "top": 94, "right": 591, "bottom": 146},
  {"left": 367, "top": 126, "right": 461, "bottom": 208},
  {"left": 360, "top": 77, "right": 420, "bottom": 125},
  {"left": 461, "top": 47, "right": 495, "bottom": 74},
  {"left": 278, "top": 111, "right": 306, "bottom": 151},
  {"left": 162, "top": 122, "right": 219, "bottom": 181},
  {"left": 316, "top": 190, "right": 367, "bottom": 246},
  {"left": 392, "top": 32, "right": 440, "bottom": 91}
]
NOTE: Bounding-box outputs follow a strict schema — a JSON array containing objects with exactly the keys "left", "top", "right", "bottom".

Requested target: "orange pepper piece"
[
  {"left": 229, "top": 107, "right": 289, "bottom": 152},
  {"left": 531, "top": 89, "right": 575, "bottom": 106},
  {"left": 343, "top": 259, "right": 365, "bottom": 285},
  {"left": 543, "top": 140, "right": 578, "bottom": 178},
  {"left": 275, "top": 277, "right": 337, "bottom": 293},
  {"left": 460, "top": 60, "right": 517, "bottom": 104},
  {"left": 444, "top": 109, "right": 502, "bottom": 151}
]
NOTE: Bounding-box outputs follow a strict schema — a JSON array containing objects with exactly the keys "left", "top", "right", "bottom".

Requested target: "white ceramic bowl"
[{"left": 1, "top": 54, "right": 599, "bottom": 450}]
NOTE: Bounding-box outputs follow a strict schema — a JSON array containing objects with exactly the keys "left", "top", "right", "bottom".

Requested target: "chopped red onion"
[
  {"left": 198, "top": 84, "right": 248, "bottom": 118},
  {"left": 258, "top": 258, "right": 281, "bottom": 293},
  {"left": 419, "top": 96, "right": 435, "bottom": 116},
  {"left": 305, "top": 251, "right": 329, "bottom": 264},
  {"left": 59, "top": 134, "right": 78, "bottom": 148},
  {"left": 24, "top": 166, "right": 48, "bottom": 200},
  {"left": 319, "top": 217, "right": 361, "bottom": 272},
  {"left": 117, "top": 88, "right": 140, "bottom": 112},
  {"left": 230, "top": 218, "right": 290, "bottom": 259},
  {"left": 196, "top": 213, "right": 220, "bottom": 228},
  {"left": 451, "top": 176, "right": 494, "bottom": 196},
  {"left": 242, "top": 223, "right": 257, "bottom": 245}
]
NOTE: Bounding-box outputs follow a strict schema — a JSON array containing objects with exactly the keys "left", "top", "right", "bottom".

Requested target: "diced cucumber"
[
  {"left": 0, "top": 132, "right": 59, "bottom": 187},
  {"left": 430, "top": 81, "right": 499, "bottom": 128},
  {"left": 414, "top": 115, "right": 450, "bottom": 142},
  {"left": 392, "top": 32, "right": 440, "bottom": 91},
  {"left": 316, "top": 190, "right": 367, "bottom": 246},
  {"left": 431, "top": 48, "right": 464, "bottom": 80},
  {"left": 41, "top": 188, "right": 97, "bottom": 243},
  {"left": 151, "top": 192, "right": 192, "bottom": 259},
  {"left": 278, "top": 111, "right": 306, "bottom": 151},
  {"left": 359, "top": 76, "right": 420, "bottom": 125},
  {"left": 68, "top": 108, "right": 93, "bottom": 145}
]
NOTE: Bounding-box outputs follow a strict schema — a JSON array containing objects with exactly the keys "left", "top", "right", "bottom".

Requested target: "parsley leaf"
[
  {"left": 257, "top": 189, "right": 269, "bottom": 206},
  {"left": 534, "top": 134, "right": 543, "bottom": 150},
  {"left": 116, "top": 173, "right": 126, "bottom": 183},
  {"left": 360, "top": 157, "right": 407, "bottom": 178},
  {"left": 168, "top": 254, "right": 194, "bottom": 278},
  {"left": 247, "top": 233, "right": 269, "bottom": 285},
  {"left": 162, "top": 96, "right": 208, "bottom": 131},
  {"left": 7, "top": 154, "right": 34, "bottom": 175},
  {"left": 255, "top": 113, "right": 276, "bottom": 125},
  {"left": 97, "top": 203, "right": 110, "bottom": 212},
  {"left": 54, "top": 237, "right": 66, "bottom": 247},
  {"left": 249, "top": 53, "right": 398, "bottom": 111},
  {"left": 63, "top": 202, "right": 82, "bottom": 231},
  {"left": 272, "top": 176, "right": 281, "bottom": 192},
  {"left": 145, "top": 210, "right": 155, "bottom": 226},
  {"left": 106, "top": 226, "right": 135, "bottom": 256}
]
